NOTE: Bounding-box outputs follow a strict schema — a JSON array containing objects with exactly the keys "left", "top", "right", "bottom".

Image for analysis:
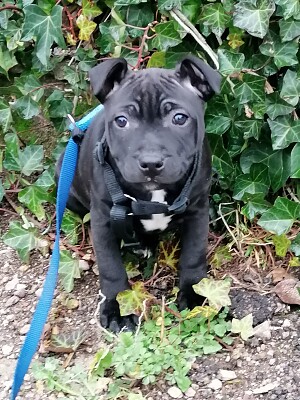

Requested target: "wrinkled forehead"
[{"left": 105, "top": 68, "right": 202, "bottom": 120}]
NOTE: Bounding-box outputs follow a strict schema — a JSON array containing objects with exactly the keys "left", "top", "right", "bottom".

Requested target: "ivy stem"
[
  {"left": 169, "top": 9, "right": 219, "bottom": 69},
  {"left": 0, "top": 5, "right": 23, "bottom": 13}
]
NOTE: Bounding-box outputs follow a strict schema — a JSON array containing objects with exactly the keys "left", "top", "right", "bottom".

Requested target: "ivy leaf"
[
  {"left": 241, "top": 193, "right": 271, "bottom": 220},
  {"left": 46, "top": 90, "right": 73, "bottom": 118},
  {"left": 147, "top": 51, "right": 166, "bottom": 68},
  {"left": 76, "top": 14, "right": 97, "bottom": 41},
  {"left": 152, "top": 21, "right": 182, "bottom": 51},
  {"left": 234, "top": 74, "right": 265, "bottom": 104},
  {"left": 185, "top": 306, "right": 218, "bottom": 320},
  {"left": 82, "top": 0, "right": 102, "bottom": 19},
  {"left": 0, "top": 44, "right": 18, "bottom": 77},
  {"left": 231, "top": 314, "right": 254, "bottom": 341},
  {"left": 259, "top": 31, "right": 298, "bottom": 68},
  {"left": 181, "top": 0, "right": 202, "bottom": 23},
  {"left": 193, "top": 278, "right": 231, "bottom": 311},
  {"left": 50, "top": 329, "right": 86, "bottom": 353},
  {"left": 280, "top": 69, "right": 300, "bottom": 106},
  {"left": 13, "top": 95, "right": 40, "bottom": 119},
  {"left": 114, "top": 0, "right": 147, "bottom": 5},
  {"left": 14, "top": 75, "right": 44, "bottom": 101},
  {"left": 0, "top": 179, "right": 5, "bottom": 202},
  {"left": 266, "top": 92, "right": 294, "bottom": 120},
  {"left": 233, "top": 0, "right": 275, "bottom": 38},
  {"left": 22, "top": 5, "right": 65, "bottom": 66},
  {"left": 235, "top": 118, "right": 263, "bottom": 140},
  {"left": 2, "top": 221, "right": 48, "bottom": 263},
  {"left": 117, "top": 282, "right": 154, "bottom": 317},
  {"left": 291, "top": 143, "right": 300, "bottom": 178},
  {"left": 279, "top": 19, "right": 300, "bottom": 42},
  {"left": 258, "top": 197, "right": 300, "bottom": 235},
  {"left": 19, "top": 145, "right": 44, "bottom": 176},
  {"left": 268, "top": 116, "right": 300, "bottom": 150},
  {"left": 272, "top": 234, "right": 291, "bottom": 257},
  {"left": 210, "top": 245, "right": 232, "bottom": 269},
  {"left": 158, "top": 240, "right": 180, "bottom": 271},
  {"left": 125, "top": 261, "right": 141, "bottom": 279},
  {"left": 0, "top": 99, "right": 13, "bottom": 132},
  {"left": 126, "top": 4, "right": 154, "bottom": 38},
  {"left": 35, "top": 167, "right": 55, "bottom": 190},
  {"left": 274, "top": 0, "right": 300, "bottom": 20},
  {"left": 61, "top": 210, "right": 82, "bottom": 245},
  {"left": 291, "top": 233, "right": 300, "bottom": 256},
  {"left": 199, "top": 3, "right": 231, "bottom": 37},
  {"left": 59, "top": 250, "right": 82, "bottom": 293},
  {"left": 233, "top": 164, "right": 270, "bottom": 200},
  {"left": 217, "top": 49, "right": 245, "bottom": 75},
  {"left": 3, "top": 132, "right": 20, "bottom": 172},
  {"left": 97, "top": 21, "right": 126, "bottom": 55},
  {"left": 209, "top": 134, "right": 234, "bottom": 178},
  {"left": 18, "top": 185, "right": 49, "bottom": 220},
  {"left": 158, "top": 0, "right": 182, "bottom": 11},
  {"left": 205, "top": 98, "right": 235, "bottom": 136},
  {"left": 240, "top": 143, "right": 290, "bottom": 192}
]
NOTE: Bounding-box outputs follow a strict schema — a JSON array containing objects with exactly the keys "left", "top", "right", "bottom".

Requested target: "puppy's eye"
[
  {"left": 172, "top": 113, "right": 188, "bottom": 125},
  {"left": 115, "top": 116, "right": 128, "bottom": 128}
]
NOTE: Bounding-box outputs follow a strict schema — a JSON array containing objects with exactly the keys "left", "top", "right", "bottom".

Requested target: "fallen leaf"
[
  {"left": 274, "top": 278, "right": 300, "bottom": 305},
  {"left": 231, "top": 313, "right": 254, "bottom": 341},
  {"left": 193, "top": 278, "right": 231, "bottom": 311},
  {"left": 270, "top": 267, "right": 293, "bottom": 283}
]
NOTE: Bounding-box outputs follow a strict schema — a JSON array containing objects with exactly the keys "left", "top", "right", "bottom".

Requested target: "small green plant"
[{"left": 34, "top": 303, "right": 233, "bottom": 398}]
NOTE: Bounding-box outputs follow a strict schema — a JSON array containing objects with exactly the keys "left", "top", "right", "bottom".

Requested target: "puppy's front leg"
[
  {"left": 177, "top": 200, "right": 209, "bottom": 310},
  {"left": 90, "top": 206, "right": 137, "bottom": 332}
]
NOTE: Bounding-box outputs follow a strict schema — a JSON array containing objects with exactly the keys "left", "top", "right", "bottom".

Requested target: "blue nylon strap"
[
  {"left": 11, "top": 105, "right": 103, "bottom": 399},
  {"left": 10, "top": 138, "right": 79, "bottom": 400}
]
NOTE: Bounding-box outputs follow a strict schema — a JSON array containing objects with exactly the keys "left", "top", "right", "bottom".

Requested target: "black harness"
[{"left": 93, "top": 138, "right": 200, "bottom": 246}]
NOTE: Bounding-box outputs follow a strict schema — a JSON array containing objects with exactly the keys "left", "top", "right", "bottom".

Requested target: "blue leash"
[{"left": 10, "top": 104, "right": 103, "bottom": 400}]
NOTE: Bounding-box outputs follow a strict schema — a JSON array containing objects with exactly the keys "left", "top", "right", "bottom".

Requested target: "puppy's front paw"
[
  {"left": 100, "top": 299, "right": 138, "bottom": 333},
  {"left": 177, "top": 289, "right": 206, "bottom": 311}
]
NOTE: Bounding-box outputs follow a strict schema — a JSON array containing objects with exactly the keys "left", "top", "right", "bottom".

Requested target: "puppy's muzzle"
[{"left": 138, "top": 154, "right": 165, "bottom": 177}]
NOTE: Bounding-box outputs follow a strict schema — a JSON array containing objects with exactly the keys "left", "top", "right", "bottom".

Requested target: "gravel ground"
[{"left": 1, "top": 225, "right": 300, "bottom": 400}]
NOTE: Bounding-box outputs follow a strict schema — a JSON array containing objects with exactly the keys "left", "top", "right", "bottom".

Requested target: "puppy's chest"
[{"left": 138, "top": 190, "right": 173, "bottom": 232}]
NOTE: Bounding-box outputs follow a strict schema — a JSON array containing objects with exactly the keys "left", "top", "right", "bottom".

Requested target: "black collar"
[{"left": 94, "top": 139, "right": 200, "bottom": 245}]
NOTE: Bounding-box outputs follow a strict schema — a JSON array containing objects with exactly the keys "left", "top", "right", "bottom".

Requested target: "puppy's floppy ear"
[
  {"left": 89, "top": 58, "right": 129, "bottom": 103},
  {"left": 176, "top": 55, "right": 221, "bottom": 101}
]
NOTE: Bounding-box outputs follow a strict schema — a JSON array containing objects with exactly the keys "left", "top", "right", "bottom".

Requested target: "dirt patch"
[{"left": 1, "top": 208, "right": 300, "bottom": 399}]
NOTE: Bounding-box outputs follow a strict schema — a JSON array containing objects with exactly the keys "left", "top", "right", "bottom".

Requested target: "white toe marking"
[{"left": 141, "top": 190, "right": 172, "bottom": 232}]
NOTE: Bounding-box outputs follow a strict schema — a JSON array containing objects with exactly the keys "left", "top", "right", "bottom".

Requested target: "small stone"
[
  {"left": 35, "top": 288, "right": 43, "bottom": 298},
  {"left": 253, "top": 382, "right": 278, "bottom": 394},
  {"left": 269, "top": 358, "right": 276, "bottom": 366},
  {"left": 92, "top": 263, "right": 99, "bottom": 276},
  {"left": 79, "top": 260, "right": 90, "bottom": 271},
  {"left": 5, "top": 276, "right": 19, "bottom": 291},
  {"left": 218, "top": 369, "right": 237, "bottom": 381},
  {"left": 2, "top": 344, "right": 13, "bottom": 356},
  {"left": 282, "top": 331, "right": 289, "bottom": 339},
  {"left": 5, "top": 296, "right": 20, "bottom": 307},
  {"left": 253, "top": 320, "right": 271, "bottom": 340},
  {"left": 167, "top": 386, "right": 183, "bottom": 399},
  {"left": 282, "top": 319, "right": 291, "bottom": 328},
  {"left": 185, "top": 387, "right": 196, "bottom": 398},
  {"left": 20, "top": 324, "right": 30, "bottom": 335},
  {"left": 207, "top": 379, "right": 222, "bottom": 390},
  {"left": 15, "top": 285, "right": 26, "bottom": 298}
]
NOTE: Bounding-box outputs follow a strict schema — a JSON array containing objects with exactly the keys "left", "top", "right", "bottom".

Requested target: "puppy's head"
[{"left": 89, "top": 56, "right": 221, "bottom": 187}]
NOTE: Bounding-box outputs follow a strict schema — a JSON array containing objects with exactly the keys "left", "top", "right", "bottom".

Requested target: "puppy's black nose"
[{"left": 138, "top": 156, "right": 164, "bottom": 175}]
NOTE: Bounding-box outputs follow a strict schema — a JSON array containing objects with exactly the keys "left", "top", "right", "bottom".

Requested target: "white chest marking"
[{"left": 140, "top": 190, "right": 172, "bottom": 232}]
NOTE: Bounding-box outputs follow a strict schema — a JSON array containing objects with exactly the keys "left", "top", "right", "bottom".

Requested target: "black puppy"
[{"left": 56, "top": 56, "right": 221, "bottom": 332}]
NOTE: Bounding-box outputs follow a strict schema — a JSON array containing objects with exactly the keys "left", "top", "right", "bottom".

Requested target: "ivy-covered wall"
[{"left": 0, "top": 0, "right": 300, "bottom": 237}]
